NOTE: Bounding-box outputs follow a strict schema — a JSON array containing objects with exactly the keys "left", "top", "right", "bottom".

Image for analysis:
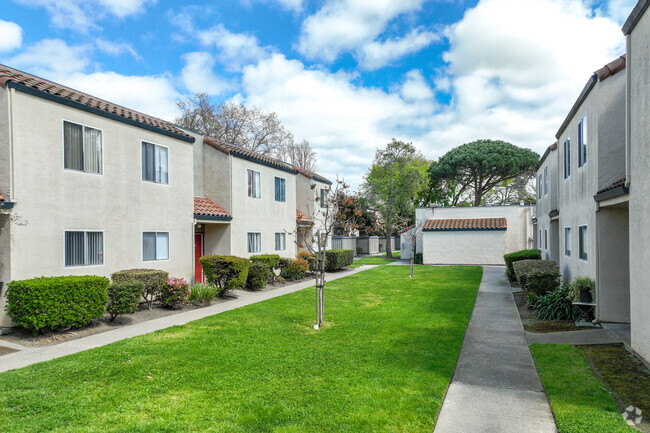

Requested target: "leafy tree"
[
  {"left": 334, "top": 194, "right": 381, "bottom": 236},
  {"left": 362, "top": 139, "right": 429, "bottom": 258},
  {"left": 428, "top": 139, "right": 539, "bottom": 206},
  {"left": 483, "top": 172, "right": 536, "bottom": 205}
]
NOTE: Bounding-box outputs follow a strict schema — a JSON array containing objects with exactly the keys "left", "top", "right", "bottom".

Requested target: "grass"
[
  {"left": 349, "top": 252, "right": 401, "bottom": 268},
  {"left": 0, "top": 265, "right": 482, "bottom": 432},
  {"left": 530, "top": 344, "right": 638, "bottom": 433}
]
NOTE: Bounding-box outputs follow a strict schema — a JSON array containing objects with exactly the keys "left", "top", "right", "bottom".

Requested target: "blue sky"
[{"left": 0, "top": 0, "right": 636, "bottom": 188}]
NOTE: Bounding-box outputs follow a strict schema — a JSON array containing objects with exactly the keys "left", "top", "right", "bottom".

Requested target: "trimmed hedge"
[
  {"left": 107, "top": 282, "right": 143, "bottom": 321},
  {"left": 512, "top": 259, "right": 560, "bottom": 295},
  {"left": 250, "top": 254, "right": 281, "bottom": 271},
  {"left": 5, "top": 276, "right": 109, "bottom": 333},
  {"left": 111, "top": 269, "right": 168, "bottom": 309},
  {"left": 246, "top": 262, "right": 270, "bottom": 290},
  {"left": 504, "top": 249, "right": 542, "bottom": 281},
  {"left": 278, "top": 257, "right": 292, "bottom": 271},
  {"left": 324, "top": 249, "right": 354, "bottom": 271},
  {"left": 200, "top": 255, "right": 250, "bottom": 296}
]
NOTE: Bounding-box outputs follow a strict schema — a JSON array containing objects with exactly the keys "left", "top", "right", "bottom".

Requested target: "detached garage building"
[{"left": 423, "top": 217, "right": 508, "bottom": 265}]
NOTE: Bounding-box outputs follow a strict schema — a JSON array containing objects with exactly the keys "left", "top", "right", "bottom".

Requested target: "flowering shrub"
[
  {"left": 281, "top": 258, "right": 310, "bottom": 280},
  {"left": 160, "top": 277, "right": 190, "bottom": 309}
]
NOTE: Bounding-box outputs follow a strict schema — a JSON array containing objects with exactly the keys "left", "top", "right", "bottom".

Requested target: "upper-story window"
[
  {"left": 275, "top": 177, "right": 286, "bottom": 202},
  {"left": 248, "top": 169, "right": 261, "bottom": 198},
  {"left": 543, "top": 166, "right": 548, "bottom": 195},
  {"left": 63, "top": 121, "right": 103, "bottom": 174},
  {"left": 320, "top": 188, "right": 328, "bottom": 208},
  {"left": 564, "top": 139, "right": 571, "bottom": 179},
  {"left": 538, "top": 174, "right": 542, "bottom": 199},
  {"left": 578, "top": 116, "right": 587, "bottom": 167},
  {"left": 142, "top": 142, "right": 168, "bottom": 184}
]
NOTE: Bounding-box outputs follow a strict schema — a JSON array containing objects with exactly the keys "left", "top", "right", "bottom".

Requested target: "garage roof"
[{"left": 423, "top": 218, "right": 507, "bottom": 231}]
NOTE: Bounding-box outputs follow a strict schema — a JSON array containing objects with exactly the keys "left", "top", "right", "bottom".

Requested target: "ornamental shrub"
[
  {"left": 5, "top": 276, "right": 109, "bottom": 333},
  {"left": 534, "top": 284, "right": 580, "bottom": 321},
  {"left": 246, "top": 262, "right": 270, "bottom": 290},
  {"left": 324, "top": 249, "right": 354, "bottom": 271},
  {"left": 160, "top": 277, "right": 190, "bottom": 309},
  {"left": 414, "top": 252, "right": 423, "bottom": 264},
  {"left": 111, "top": 269, "right": 168, "bottom": 309},
  {"left": 298, "top": 251, "right": 317, "bottom": 272},
  {"left": 281, "top": 258, "right": 309, "bottom": 280},
  {"left": 567, "top": 276, "right": 596, "bottom": 302},
  {"left": 187, "top": 283, "right": 217, "bottom": 307},
  {"left": 504, "top": 249, "right": 542, "bottom": 281},
  {"left": 200, "top": 255, "right": 250, "bottom": 296},
  {"left": 512, "top": 259, "right": 560, "bottom": 295},
  {"left": 278, "top": 257, "right": 292, "bottom": 271},
  {"left": 250, "top": 254, "right": 281, "bottom": 271},
  {"left": 107, "top": 282, "right": 143, "bottom": 321}
]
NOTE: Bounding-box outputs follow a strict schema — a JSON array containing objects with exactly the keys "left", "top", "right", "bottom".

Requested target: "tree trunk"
[
  {"left": 385, "top": 210, "right": 393, "bottom": 258},
  {"left": 474, "top": 184, "right": 482, "bottom": 206}
]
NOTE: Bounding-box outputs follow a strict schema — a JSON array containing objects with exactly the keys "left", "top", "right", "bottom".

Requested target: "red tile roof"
[
  {"left": 296, "top": 209, "right": 311, "bottom": 224},
  {"left": 398, "top": 225, "right": 415, "bottom": 234},
  {"left": 194, "top": 197, "right": 231, "bottom": 219},
  {"left": 595, "top": 55, "right": 626, "bottom": 81},
  {"left": 423, "top": 218, "right": 507, "bottom": 231},
  {"left": 294, "top": 166, "right": 332, "bottom": 185},
  {"left": 203, "top": 136, "right": 296, "bottom": 173},
  {"left": 0, "top": 192, "right": 4, "bottom": 201},
  {"left": 0, "top": 64, "right": 192, "bottom": 140}
]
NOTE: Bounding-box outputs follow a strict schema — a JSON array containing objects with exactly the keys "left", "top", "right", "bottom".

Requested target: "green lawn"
[
  {"left": 350, "top": 252, "right": 401, "bottom": 268},
  {"left": 530, "top": 344, "right": 637, "bottom": 433},
  {"left": 0, "top": 265, "right": 482, "bottom": 433}
]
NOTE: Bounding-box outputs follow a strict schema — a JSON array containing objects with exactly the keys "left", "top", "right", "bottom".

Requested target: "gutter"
[
  {"left": 0, "top": 201, "right": 14, "bottom": 209},
  {"left": 194, "top": 215, "right": 233, "bottom": 222},
  {"left": 594, "top": 186, "right": 629, "bottom": 202},
  {"left": 555, "top": 75, "right": 597, "bottom": 139}
]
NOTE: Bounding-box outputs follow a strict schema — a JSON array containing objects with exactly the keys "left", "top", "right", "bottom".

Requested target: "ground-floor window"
[
  {"left": 143, "top": 231, "right": 169, "bottom": 261},
  {"left": 564, "top": 227, "right": 571, "bottom": 256},
  {"left": 248, "top": 232, "right": 261, "bottom": 253},
  {"left": 64, "top": 231, "right": 104, "bottom": 267},
  {"left": 578, "top": 225, "right": 588, "bottom": 260},
  {"left": 275, "top": 232, "right": 286, "bottom": 251}
]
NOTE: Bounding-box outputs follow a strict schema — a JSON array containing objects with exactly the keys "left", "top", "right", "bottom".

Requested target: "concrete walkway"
[
  {"left": 434, "top": 266, "right": 557, "bottom": 433},
  {"left": 0, "top": 266, "right": 373, "bottom": 373}
]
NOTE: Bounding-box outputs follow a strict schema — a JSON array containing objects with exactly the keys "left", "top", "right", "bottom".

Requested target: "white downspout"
[{"left": 625, "top": 35, "right": 632, "bottom": 188}]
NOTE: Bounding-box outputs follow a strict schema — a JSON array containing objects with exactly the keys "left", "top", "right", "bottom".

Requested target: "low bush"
[
  {"left": 281, "top": 258, "right": 309, "bottom": 280},
  {"left": 567, "top": 276, "right": 596, "bottom": 302},
  {"left": 160, "top": 277, "right": 190, "bottom": 309},
  {"left": 512, "top": 259, "right": 560, "bottom": 295},
  {"left": 278, "top": 257, "right": 292, "bottom": 272},
  {"left": 297, "top": 251, "right": 317, "bottom": 272},
  {"left": 200, "top": 255, "right": 250, "bottom": 296},
  {"left": 414, "top": 253, "right": 423, "bottom": 264},
  {"left": 246, "top": 262, "right": 270, "bottom": 290},
  {"left": 5, "top": 276, "right": 109, "bottom": 333},
  {"left": 110, "top": 269, "right": 168, "bottom": 309},
  {"left": 107, "top": 282, "right": 143, "bottom": 321},
  {"left": 534, "top": 284, "right": 580, "bottom": 321},
  {"left": 356, "top": 246, "right": 363, "bottom": 255},
  {"left": 324, "top": 249, "right": 354, "bottom": 271},
  {"left": 250, "top": 254, "right": 281, "bottom": 271},
  {"left": 527, "top": 292, "right": 540, "bottom": 308},
  {"left": 504, "top": 249, "right": 542, "bottom": 281},
  {"left": 187, "top": 283, "right": 218, "bottom": 307}
]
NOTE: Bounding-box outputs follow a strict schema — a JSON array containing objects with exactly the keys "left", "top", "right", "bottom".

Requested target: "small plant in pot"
[{"left": 567, "top": 277, "right": 596, "bottom": 303}]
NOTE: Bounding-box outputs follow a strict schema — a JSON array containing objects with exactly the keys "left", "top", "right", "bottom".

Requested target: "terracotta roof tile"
[
  {"left": 294, "top": 166, "right": 332, "bottom": 185},
  {"left": 0, "top": 64, "right": 192, "bottom": 140},
  {"left": 595, "top": 55, "right": 626, "bottom": 81},
  {"left": 399, "top": 225, "right": 415, "bottom": 234},
  {"left": 296, "top": 209, "right": 311, "bottom": 224},
  {"left": 596, "top": 177, "right": 627, "bottom": 195},
  {"left": 423, "top": 218, "right": 507, "bottom": 231},
  {"left": 203, "top": 136, "right": 296, "bottom": 173},
  {"left": 0, "top": 192, "right": 4, "bottom": 201},
  {"left": 194, "top": 197, "right": 231, "bottom": 219}
]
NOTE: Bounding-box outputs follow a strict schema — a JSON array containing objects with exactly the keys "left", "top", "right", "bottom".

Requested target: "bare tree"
[
  {"left": 174, "top": 93, "right": 221, "bottom": 137},
  {"left": 279, "top": 139, "right": 318, "bottom": 171}
]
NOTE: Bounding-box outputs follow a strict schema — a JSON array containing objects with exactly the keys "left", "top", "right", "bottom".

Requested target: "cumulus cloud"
[
  {"left": 600, "top": 0, "right": 637, "bottom": 24},
  {"left": 181, "top": 52, "right": 231, "bottom": 95},
  {"left": 198, "top": 24, "right": 271, "bottom": 71},
  {"left": 297, "top": 0, "right": 428, "bottom": 62},
  {"left": 7, "top": 39, "right": 92, "bottom": 77},
  {"left": 240, "top": 0, "right": 303, "bottom": 11},
  {"left": 0, "top": 20, "right": 23, "bottom": 52},
  {"left": 358, "top": 27, "right": 440, "bottom": 70}
]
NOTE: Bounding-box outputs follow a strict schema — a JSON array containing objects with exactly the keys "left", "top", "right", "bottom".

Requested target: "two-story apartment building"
[
  {"left": 294, "top": 167, "right": 333, "bottom": 253},
  {"left": 0, "top": 65, "right": 196, "bottom": 327},
  {"left": 534, "top": 143, "right": 559, "bottom": 262}
]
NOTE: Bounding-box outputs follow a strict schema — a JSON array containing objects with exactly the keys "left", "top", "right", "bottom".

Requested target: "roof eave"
[
  {"left": 555, "top": 75, "right": 597, "bottom": 139},
  {"left": 623, "top": 0, "right": 649, "bottom": 35}
]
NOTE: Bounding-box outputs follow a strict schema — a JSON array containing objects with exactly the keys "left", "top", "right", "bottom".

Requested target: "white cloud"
[
  {"left": 95, "top": 39, "right": 140, "bottom": 59},
  {"left": 600, "top": 0, "right": 637, "bottom": 24},
  {"left": 7, "top": 39, "right": 92, "bottom": 77},
  {"left": 358, "top": 27, "right": 440, "bottom": 70},
  {"left": 399, "top": 70, "right": 435, "bottom": 102},
  {"left": 96, "top": 0, "right": 156, "bottom": 18},
  {"left": 0, "top": 20, "right": 23, "bottom": 52},
  {"left": 241, "top": 0, "right": 303, "bottom": 12},
  {"left": 181, "top": 52, "right": 231, "bottom": 95},
  {"left": 198, "top": 24, "right": 271, "bottom": 72},
  {"left": 297, "top": 0, "right": 428, "bottom": 62}
]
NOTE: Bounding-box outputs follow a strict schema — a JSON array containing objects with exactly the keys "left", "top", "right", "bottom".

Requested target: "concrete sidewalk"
[
  {"left": 0, "top": 266, "right": 373, "bottom": 373},
  {"left": 434, "top": 266, "right": 557, "bottom": 433}
]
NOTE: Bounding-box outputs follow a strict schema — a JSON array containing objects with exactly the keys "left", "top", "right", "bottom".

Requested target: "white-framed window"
[
  {"left": 143, "top": 231, "right": 169, "bottom": 261},
  {"left": 544, "top": 166, "right": 548, "bottom": 195},
  {"left": 578, "top": 225, "right": 588, "bottom": 260},
  {"left": 141, "top": 141, "right": 168, "bottom": 184},
  {"left": 578, "top": 116, "right": 587, "bottom": 167},
  {"left": 564, "top": 139, "right": 571, "bottom": 179},
  {"left": 63, "top": 121, "right": 103, "bottom": 174},
  {"left": 247, "top": 232, "right": 261, "bottom": 253},
  {"left": 275, "top": 232, "right": 286, "bottom": 251},
  {"left": 564, "top": 227, "right": 571, "bottom": 256},
  {"left": 320, "top": 188, "right": 327, "bottom": 208},
  {"left": 275, "top": 177, "right": 286, "bottom": 202},
  {"left": 538, "top": 174, "right": 542, "bottom": 199},
  {"left": 248, "top": 169, "right": 261, "bottom": 198},
  {"left": 64, "top": 231, "right": 104, "bottom": 267},
  {"left": 544, "top": 229, "right": 548, "bottom": 250}
]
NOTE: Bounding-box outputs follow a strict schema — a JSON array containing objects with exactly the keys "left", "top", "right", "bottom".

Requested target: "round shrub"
[
  {"left": 200, "top": 255, "right": 250, "bottom": 296},
  {"left": 324, "top": 249, "right": 354, "bottom": 271},
  {"left": 160, "top": 277, "right": 190, "bottom": 309},
  {"left": 512, "top": 259, "right": 560, "bottom": 295},
  {"left": 504, "top": 249, "right": 542, "bottom": 281},
  {"left": 298, "top": 251, "right": 316, "bottom": 271},
  {"left": 111, "top": 269, "right": 168, "bottom": 309},
  {"left": 278, "top": 257, "right": 292, "bottom": 272},
  {"left": 107, "top": 282, "right": 144, "bottom": 321},
  {"left": 246, "top": 262, "right": 270, "bottom": 290},
  {"left": 5, "top": 276, "right": 110, "bottom": 333},
  {"left": 250, "top": 254, "right": 280, "bottom": 270},
  {"left": 281, "top": 258, "right": 309, "bottom": 280}
]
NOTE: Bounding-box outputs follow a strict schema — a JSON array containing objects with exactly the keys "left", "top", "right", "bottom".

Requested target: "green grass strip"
[
  {"left": 530, "top": 344, "right": 637, "bottom": 433},
  {"left": 0, "top": 265, "right": 482, "bottom": 433}
]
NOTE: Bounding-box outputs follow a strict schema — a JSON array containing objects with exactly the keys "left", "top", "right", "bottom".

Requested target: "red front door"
[{"left": 194, "top": 233, "right": 204, "bottom": 283}]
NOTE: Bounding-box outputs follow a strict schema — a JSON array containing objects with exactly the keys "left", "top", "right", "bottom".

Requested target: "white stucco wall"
[
  {"left": 0, "top": 90, "right": 195, "bottom": 326},
  {"left": 535, "top": 146, "right": 559, "bottom": 261},
  {"left": 422, "top": 230, "right": 507, "bottom": 265},
  {"left": 295, "top": 174, "right": 331, "bottom": 252},
  {"left": 628, "top": 7, "right": 650, "bottom": 364}
]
